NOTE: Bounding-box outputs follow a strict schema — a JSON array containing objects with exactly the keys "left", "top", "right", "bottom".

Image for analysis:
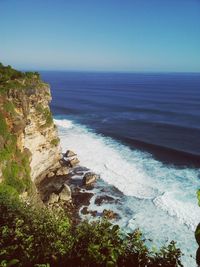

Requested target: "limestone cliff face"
[
  {"left": 9, "top": 84, "right": 62, "bottom": 182},
  {"left": 0, "top": 68, "right": 61, "bottom": 189},
  {"left": 22, "top": 85, "right": 61, "bottom": 181}
]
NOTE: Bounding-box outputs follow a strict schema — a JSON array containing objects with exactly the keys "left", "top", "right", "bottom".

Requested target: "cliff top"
[{"left": 0, "top": 63, "right": 47, "bottom": 94}]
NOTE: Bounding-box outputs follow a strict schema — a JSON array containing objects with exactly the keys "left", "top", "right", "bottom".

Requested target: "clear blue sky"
[{"left": 0, "top": 0, "right": 200, "bottom": 72}]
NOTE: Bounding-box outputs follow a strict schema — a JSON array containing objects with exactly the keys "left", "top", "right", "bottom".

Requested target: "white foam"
[
  {"left": 55, "top": 118, "right": 200, "bottom": 228},
  {"left": 55, "top": 117, "right": 199, "bottom": 266},
  {"left": 153, "top": 191, "right": 200, "bottom": 231},
  {"left": 54, "top": 118, "right": 73, "bottom": 129},
  {"left": 56, "top": 119, "right": 157, "bottom": 199}
]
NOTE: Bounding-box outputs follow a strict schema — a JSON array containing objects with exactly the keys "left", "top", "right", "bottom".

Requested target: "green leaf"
[
  {"left": 195, "top": 223, "right": 200, "bottom": 246},
  {"left": 111, "top": 225, "right": 119, "bottom": 233},
  {"left": 7, "top": 259, "right": 20, "bottom": 267},
  {"left": 197, "top": 190, "right": 200, "bottom": 206}
]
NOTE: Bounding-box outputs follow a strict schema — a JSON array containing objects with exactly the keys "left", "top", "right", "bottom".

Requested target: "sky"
[{"left": 0, "top": 0, "right": 200, "bottom": 72}]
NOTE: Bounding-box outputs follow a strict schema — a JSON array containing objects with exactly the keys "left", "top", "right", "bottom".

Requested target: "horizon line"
[{"left": 20, "top": 68, "right": 200, "bottom": 74}]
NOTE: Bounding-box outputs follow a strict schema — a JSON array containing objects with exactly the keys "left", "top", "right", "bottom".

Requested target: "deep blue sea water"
[{"left": 40, "top": 71, "right": 200, "bottom": 266}]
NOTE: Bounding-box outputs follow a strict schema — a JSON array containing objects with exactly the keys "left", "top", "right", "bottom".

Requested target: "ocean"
[{"left": 41, "top": 71, "right": 200, "bottom": 266}]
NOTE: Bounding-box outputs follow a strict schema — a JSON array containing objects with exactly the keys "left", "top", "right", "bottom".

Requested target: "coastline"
[
  {"left": 37, "top": 148, "right": 119, "bottom": 225},
  {"left": 52, "top": 117, "right": 199, "bottom": 266}
]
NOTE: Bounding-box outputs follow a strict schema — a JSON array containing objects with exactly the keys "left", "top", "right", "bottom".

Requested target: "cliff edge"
[{"left": 0, "top": 63, "right": 61, "bottom": 194}]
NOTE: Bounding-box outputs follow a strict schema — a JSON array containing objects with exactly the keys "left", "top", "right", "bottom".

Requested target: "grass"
[
  {"left": 0, "top": 113, "right": 8, "bottom": 139},
  {"left": 36, "top": 105, "right": 53, "bottom": 128},
  {"left": 3, "top": 102, "right": 16, "bottom": 115}
]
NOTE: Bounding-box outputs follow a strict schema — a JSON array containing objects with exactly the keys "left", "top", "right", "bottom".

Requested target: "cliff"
[{"left": 0, "top": 64, "right": 61, "bottom": 194}]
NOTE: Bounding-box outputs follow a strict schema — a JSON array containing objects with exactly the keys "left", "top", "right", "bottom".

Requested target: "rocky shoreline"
[{"left": 37, "top": 149, "right": 121, "bottom": 223}]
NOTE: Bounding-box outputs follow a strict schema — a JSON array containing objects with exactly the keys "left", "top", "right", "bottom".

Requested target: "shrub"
[
  {"left": 36, "top": 105, "right": 53, "bottom": 128},
  {"left": 3, "top": 102, "right": 16, "bottom": 116},
  {"left": 0, "top": 189, "right": 73, "bottom": 267},
  {"left": 0, "top": 113, "right": 8, "bottom": 139},
  {"left": 0, "top": 188, "right": 183, "bottom": 267},
  {"left": 196, "top": 190, "right": 200, "bottom": 265},
  {"left": 42, "top": 108, "right": 53, "bottom": 127},
  {"left": 50, "top": 138, "right": 59, "bottom": 146}
]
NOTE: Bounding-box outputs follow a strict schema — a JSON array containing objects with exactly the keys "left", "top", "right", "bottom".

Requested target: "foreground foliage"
[
  {"left": 0, "top": 185, "right": 183, "bottom": 267},
  {"left": 195, "top": 189, "right": 200, "bottom": 265}
]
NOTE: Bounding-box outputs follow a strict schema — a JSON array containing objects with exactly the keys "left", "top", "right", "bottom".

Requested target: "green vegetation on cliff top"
[
  {"left": 0, "top": 63, "right": 40, "bottom": 84},
  {"left": 0, "top": 63, "right": 45, "bottom": 95}
]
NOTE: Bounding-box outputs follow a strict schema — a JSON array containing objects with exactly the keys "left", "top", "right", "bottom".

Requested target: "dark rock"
[
  {"left": 81, "top": 207, "right": 89, "bottom": 215},
  {"left": 82, "top": 172, "right": 98, "bottom": 186},
  {"left": 90, "top": 210, "right": 98, "bottom": 217},
  {"left": 73, "top": 191, "right": 93, "bottom": 209},
  {"left": 73, "top": 166, "right": 89, "bottom": 172},
  {"left": 81, "top": 207, "right": 97, "bottom": 217},
  {"left": 94, "top": 195, "right": 117, "bottom": 206},
  {"left": 64, "top": 150, "right": 77, "bottom": 158}
]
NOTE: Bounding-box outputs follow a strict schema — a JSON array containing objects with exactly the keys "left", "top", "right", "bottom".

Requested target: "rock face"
[
  {"left": 82, "top": 172, "right": 98, "bottom": 186},
  {"left": 59, "top": 184, "right": 72, "bottom": 202},
  {"left": 0, "top": 67, "right": 62, "bottom": 187},
  {"left": 47, "top": 192, "right": 59, "bottom": 205},
  {"left": 22, "top": 86, "right": 61, "bottom": 181},
  {"left": 56, "top": 166, "right": 69, "bottom": 176}
]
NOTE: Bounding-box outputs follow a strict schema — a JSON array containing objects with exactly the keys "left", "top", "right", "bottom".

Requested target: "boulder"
[
  {"left": 69, "top": 157, "right": 80, "bottom": 167},
  {"left": 81, "top": 207, "right": 89, "bottom": 215},
  {"left": 81, "top": 207, "right": 97, "bottom": 217},
  {"left": 56, "top": 166, "right": 69, "bottom": 176},
  {"left": 82, "top": 172, "right": 98, "bottom": 186},
  {"left": 59, "top": 184, "right": 72, "bottom": 202},
  {"left": 94, "top": 195, "right": 117, "bottom": 206},
  {"left": 102, "top": 209, "right": 118, "bottom": 220},
  {"left": 73, "top": 191, "right": 94, "bottom": 209},
  {"left": 64, "top": 150, "right": 77, "bottom": 158},
  {"left": 47, "top": 192, "right": 59, "bottom": 205}
]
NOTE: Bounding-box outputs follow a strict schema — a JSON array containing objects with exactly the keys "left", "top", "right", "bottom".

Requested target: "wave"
[
  {"left": 54, "top": 118, "right": 73, "bottom": 129},
  {"left": 54, "top": 118, "right": 200, "bottom": 231},
  {"left": 116, "top": 135, "right": 200, "bottom": 167},
  {"left": 153, "top": 192, "right": 199, "bottom": 231}
]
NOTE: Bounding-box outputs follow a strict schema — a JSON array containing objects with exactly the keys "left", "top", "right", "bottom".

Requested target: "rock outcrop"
[
  {"left": 59, "top": 184, "right": 72, "bottom": 202},
  {"left": 82, "top": 172, "right": 99, "bottom": 186},
  {"left": 0, "top": 65, "right": 98, "bottom": 220},
  {"left": 22, "top": 85, "right": 61, "bottom": 181},
  {"left": 0, "top": 65, "right": 62, "bottom": 192}
]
